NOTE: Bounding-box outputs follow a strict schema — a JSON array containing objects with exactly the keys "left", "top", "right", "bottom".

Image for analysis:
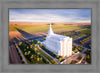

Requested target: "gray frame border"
[{"left": 0, "top": 0, "right": 100, "bottom": 73}]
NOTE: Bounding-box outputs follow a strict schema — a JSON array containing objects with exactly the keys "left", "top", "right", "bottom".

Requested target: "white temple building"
[{"left": 45, "top": 23, "right": 72, "bottom": 57}]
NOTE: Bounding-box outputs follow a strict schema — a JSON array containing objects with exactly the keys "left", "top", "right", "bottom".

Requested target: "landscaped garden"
[{"left": 17, "top": 41, "right": 58, "bottom": 64}]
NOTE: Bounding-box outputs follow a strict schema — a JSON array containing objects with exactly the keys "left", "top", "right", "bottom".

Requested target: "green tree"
[
  {"left": 24, "top": 49, "right": 26, "bottom": 51},
  {"left": 71, "top": 60, "right": 76, "bottom": 64},
  {"left": 22, "top": 59, "right": 25, "bottom": 62},
  {"left": 18, "top": 42, "right": 22, "bottom": 46},
  {"left": 37, "top": 58, "right": 40, "bottom": 62},
  {"left": 30, "top": 55, "right": 34, "bottom": 59},
  {"left": 37, "top": 41, "right": 40, "bottom": 45},
  {"left": 34, "top": 48, "right": 37, "bottom": 52},
  {"left": 27, "top": 46, "right": 29, "bottom": 49},
  {"left": 56, "top": 55, "right": 59, "bottom": 59},
  {"left": 43, "top": 37, "right": 46, "bottom": 40},
  {"left": 77, "top": 55, "right": 83, "bottom": 60},
  {"left": 28, "top": 51, "right": 31, "bottom": 55},
  {"left": 30, "top": 45, "right": 33, "bottom": 48},
  {"left": 24, "top": 52, "right": 28, "bottom": 55},
  {"left": 58, "top": 58, "right": 62, "bottom": 62},
  {"left": 74, "top": 48, "right": 78, "bottom": 53}
]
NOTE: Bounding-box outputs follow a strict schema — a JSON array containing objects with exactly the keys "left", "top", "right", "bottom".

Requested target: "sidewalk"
[
  {"left": 15, "top": 44, "right": 28, "bottom": 64},
  {"left": 36, "top": 44, "right": 60, "bottom": 64}
]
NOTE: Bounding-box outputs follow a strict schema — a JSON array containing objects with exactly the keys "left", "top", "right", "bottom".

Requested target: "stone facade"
[{"left": 45, "top": 23, "right": 72, "bottom": 57}]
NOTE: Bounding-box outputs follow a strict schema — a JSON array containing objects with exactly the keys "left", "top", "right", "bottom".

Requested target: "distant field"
[
  {"left": 9, "top": 24, "right": 85, "bottom": 33},
  {"left": 9, "top": 22, "right": 91, "bottom": 42}
]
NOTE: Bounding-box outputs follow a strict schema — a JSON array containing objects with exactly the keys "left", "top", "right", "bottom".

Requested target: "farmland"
[
  {"left": 9, "top": 22, "right": 91, "bottom": 42},
  {"left": 9, "top": 23, "right": 83, "bottom": 33},
  {"left": 9, "top": 22, "right": 91, "bottom": 64}
]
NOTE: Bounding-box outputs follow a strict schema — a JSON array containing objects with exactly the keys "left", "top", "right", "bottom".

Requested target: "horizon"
[
  {"left": 9, "top": 9, "right": 91, "bottom": 23},
  {"left": 9, "top": 22, "right": 91, "bottom": 23}
]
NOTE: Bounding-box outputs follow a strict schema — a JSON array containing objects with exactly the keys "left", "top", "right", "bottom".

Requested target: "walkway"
[
  {"left": 15, "top": 44, "right": 28, "bottom": 64},
  {"left": 9, "top": 43, "right": 21, "bottom": 64},
  {"left": 36, "top": 44, "right": 60, "bottom": 64}
]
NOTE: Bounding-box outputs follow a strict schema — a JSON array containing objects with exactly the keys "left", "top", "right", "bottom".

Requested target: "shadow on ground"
[
  {"left": 15, "top": 27, "right": 33, "bottom": 37},
  {"left": 9, "top": 27, "right": 47, "bottom": 43}
]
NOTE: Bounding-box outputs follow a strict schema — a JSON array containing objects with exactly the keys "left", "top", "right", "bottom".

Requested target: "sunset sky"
[{"left": 9, "top": 9, "right": 91, "bottom": 23}]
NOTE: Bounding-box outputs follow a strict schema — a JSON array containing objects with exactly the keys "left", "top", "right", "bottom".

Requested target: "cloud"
[{"left": 9, "top": 9, "right": 91, "bottom": 23}]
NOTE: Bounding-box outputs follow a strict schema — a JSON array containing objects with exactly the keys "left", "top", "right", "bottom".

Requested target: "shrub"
[
  {"left": 74, "top": 48, "right": 78, "bottom": 53},
  {"left": 37, "top": 41, "right": 40, "bottom": 44},
  {"left": 43, "top": 37, "right": 46, "bottom": 40},
  {"left": 27, "top": 46, "right": 29, "bottom": 49},
  {"left": 30, "top": 55, "right": 34, "bottom": 59},
  {"left": 77, "top": 55, "right": 83, "bottom": 60},
  {"left": 18, "top": 42, "right": 22, "bottom": 46},
  {"left": 56, "top": 55, "right": 60, "bottom": 59},
  {"left": 22, "top": 59, "right": 25, "bottom": 62},
  {"left": 24, "top": 49, "right": 26, "bottom": 51},
  {"left": 28, "top": 51, "right": 31, "bottom": 55},
  {"left": 71, "top": 60, "right": 76, "bottom": 64},
  {"left": 24, "top": 52, "right": 28, "bottom": 55}
]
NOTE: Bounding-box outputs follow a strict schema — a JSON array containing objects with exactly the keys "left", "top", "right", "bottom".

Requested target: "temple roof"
[
  {"left": 47, "top": 34, "right": 69, "bottom": 41},
  {"left": 47, "top": 23, "right": 71, "bottom": 41}
]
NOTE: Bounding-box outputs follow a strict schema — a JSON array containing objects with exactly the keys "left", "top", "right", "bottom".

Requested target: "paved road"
[
  {"left": 9, "top": 43, "right": 21, "bottom": 64},
  {"left": 61, "top": 52, "right": 80, "bottom": 64},
  {"left": 15, "top": 44, "right": 28, "bottom": 64},
  {"left": 62, "top": 52, "right": 85, "bottom": 64}
]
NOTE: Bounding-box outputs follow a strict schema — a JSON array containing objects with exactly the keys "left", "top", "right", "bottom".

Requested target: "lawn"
[
  {"left": 9, "top": 24, "right": 82, "bottom": 33},
  {"left": 76, "top": 29, "right": 91, "bottom": 35}
]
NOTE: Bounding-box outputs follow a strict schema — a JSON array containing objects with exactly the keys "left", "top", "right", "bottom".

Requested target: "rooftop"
[
  {"left": 47, "top": 23, "right": 71, "bottom": 41},
  {"left": 47, "top": 34, "right": 69, "bottom": 41}
]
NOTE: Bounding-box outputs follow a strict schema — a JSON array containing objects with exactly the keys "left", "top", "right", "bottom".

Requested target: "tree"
[
  {"left": 40, "top": 57, "right": 42, "bottom": 61},
  {"left": 22, "top": 59, "right": 25, "bottom": 62},
  {"left": 24, "top": 52, "right": 28, "bottom": 55},
  {"left": 74, "top": 48, "right": 78, "bottom": 53},
  {"left": 34, "top": 40, "right": 37, "bottom": 44},
  {"left": 40, "top": 44, "right": 43, "bottom": 47},
  {"left": 56, "top": 55, "right": 59, "bottom": 59},
  {"left": 27, "top": 46, "right": 29, "bottom": 49},
  {"left": 37, "top": 58, "right": 40, "bottom": 62},
  {"left": 37, "top": 41, "right": 40, "bottom": 45},
  {"left": 65, "top": 56, "right": 69, "bottom": 59},
  {"left": 31, "top": 40, "right": 33, "bottom": 42},
  {"left": 77, "top": 55, "right": 83, "bottom": 60},
  {"left": 52, "top": 51, "right": 55, "bottom": 54},
  {"left": 34, "top": 44, "right": 37, "bottom": 48},
  {"left": 37, "top": 52, "right": 40, "bottom": 55},
  {"left": 43, "top": 37, "right": 46, "bottom": 40},
  {"left": 24, "top": 49, "right": 26, "bottom": 51},
  {"left": 58, "top": 58, "right": 62, "bottom": 62},
  {"left": 34, "top": 48, "right": 37, "bottom": 52},
  {"left": 85, "top": 55, "right": 91, "bottom": 63},
  {"left": 30, "top": 55, "right": 34, "bottom": 59},
  {"left": 28, "top": 51, "right": 31, "bottom": 55},
  {"left": 71, "top": 60, "right": 76, "bottom": 64},
  {"left": 30, "top": 45, "right": 33, "bottom": 48},
  {"left": 18, "top": 42, "right": 22, "bottom": 46}
]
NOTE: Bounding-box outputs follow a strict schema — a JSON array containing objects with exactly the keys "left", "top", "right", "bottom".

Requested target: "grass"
[
  {"left": 77, "top": 29, "right": 91, "bottom": 35},
  {"left": 9, "top": 25, "right": 81, "bottom": 33},
  {"left": 36, "top": 46, "right": 58, "bottom": 64}
]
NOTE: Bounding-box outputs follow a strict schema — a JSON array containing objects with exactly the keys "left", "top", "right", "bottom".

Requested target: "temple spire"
[{"left": 48, "top": 23, "right": 54, "bottom": 36}]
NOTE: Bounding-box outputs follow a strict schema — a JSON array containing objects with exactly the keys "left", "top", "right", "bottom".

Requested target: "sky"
[{"left": 9, "top": 9, "right": 91, "bottom": 23}]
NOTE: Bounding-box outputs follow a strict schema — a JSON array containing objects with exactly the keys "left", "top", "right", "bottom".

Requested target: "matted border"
[{"left": 0, "top": 0, "right": 100, "bottom": 73}]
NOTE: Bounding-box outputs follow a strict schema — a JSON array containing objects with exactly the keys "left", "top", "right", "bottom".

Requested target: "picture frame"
[{"left": 0, "top": 0, "right": 100, "bottom": 73}]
